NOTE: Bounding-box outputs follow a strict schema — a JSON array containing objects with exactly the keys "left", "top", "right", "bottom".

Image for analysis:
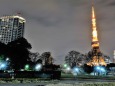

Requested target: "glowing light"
[
  {"left": 87, "top": 5, "right": 106, "bottom": 67},
  {"left": 72, "top": 67, "right": 79, "bottom": 76},
  {"left": 87, "top": 56, "right": 106, "bottom": 66},
  {"left": 74, "top": 67, "right": 79, "bottom": 72},
  {"left": 66, "top": 67, "right": 71, "bottom": 71},
  {"left": 35, "top": 64, "right": 42, "bottom": 71},
  {"left": 6, "top": 58, "right": 9, "bottom": 61},
  {"left": 0, "top": 15, "right": 26, "bottom": 22},
  {"left": 1, "top": 64, "right": 5, "bottom": 68},
  {"left": 95, "top": 66, "right": 106, "bottom": 72},
  {"left": 63, "top": 64, "right": 67, "bottom": 68},
  {"left": 96, "top": 66, "right": 100, "bottom": 70},
  {"left": 25, "top": 64, "right": 29, "bottom": 70},
  {"left": 92, "top": 6, "right": 99, "bottom": 46},
  {"left": 100, "top": 67, "right": 105, "bottom": 72},
  {"left": 0, "top": 62, "right": 7, "bottom": 70}
]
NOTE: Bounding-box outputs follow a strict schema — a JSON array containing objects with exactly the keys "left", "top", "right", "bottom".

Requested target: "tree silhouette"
[
  {"left": 0, "top": 42, "right": 8, "bottom": 56},
  {"left": 65, "top": 50, "right": 86, "bottom": 68},
  {"left": 7, "top": 37, "right": 32, "bottom": 70},
  {"left": 40, "top": 52, "right": 53, "bottom": 65},
  {"left": 83, "top": 64, "right": 93, "bottom": 74},
  {"left": 29, "top": 52, "right": 40, "bottom": 62}
]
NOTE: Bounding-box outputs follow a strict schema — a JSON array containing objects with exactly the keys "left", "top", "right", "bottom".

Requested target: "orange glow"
[
  {"left": 87, "top": 56, "right": 106, "bottom": 66},
  {"left": 87, "top": 6, "right": 106, "bottom": 66},
  {"left": 92, "top": 6, "right": 99, "bottom": 47},
  {"left": 92, "top": 43, "right": 99, "bottom": 48}
]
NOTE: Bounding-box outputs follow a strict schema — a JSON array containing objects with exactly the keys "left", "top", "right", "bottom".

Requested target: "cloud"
[{"left": 107, "top": 1, "right": 115, "bottom": 6}]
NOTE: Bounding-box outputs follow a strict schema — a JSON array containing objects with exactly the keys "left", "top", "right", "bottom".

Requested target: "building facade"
[{"left": 0, "top": 15, "right": 26, "bottom": 44}]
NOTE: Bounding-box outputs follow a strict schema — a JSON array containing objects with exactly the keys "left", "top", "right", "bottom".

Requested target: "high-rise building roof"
[{"left": 0, "top": 15, "right": 25, "bottom": 44}]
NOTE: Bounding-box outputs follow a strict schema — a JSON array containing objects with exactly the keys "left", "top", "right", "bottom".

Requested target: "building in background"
[
  {"left": 113, "top": 50, "right": 115, "bottom": 63},
  {"left": 0, "top": 15, "right": 26, "bottom": 44}
]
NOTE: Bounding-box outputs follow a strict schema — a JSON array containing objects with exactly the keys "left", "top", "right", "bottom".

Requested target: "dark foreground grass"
[{"left": 61, "top": 72, "right": 115, "bottom": 80}]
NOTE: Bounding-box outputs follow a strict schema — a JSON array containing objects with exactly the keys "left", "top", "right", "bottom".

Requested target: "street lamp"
[
  {"left": 72, "top": 67, "right": 79, "bottom": 79},
  {"left": 6, "top": 58, "right": 9, "bottom": 61},
  {"left": 72, "top": 67, "right": 79, "bottom": 74},
  {"left": 94, "top": 66, "right": 106, "bottom": 76},
  {"left": 0, "top": 62, "right": 7, "bottom": 70},
  {"left": 63, "top": 64, "right": 68, "bottom": 68},
  {"left": 24, "top": 64, "right": 29, "bottom": 71},
  {"left": 66, "top": 67, "right": 71, "bottom": 71},
  {"left": 35, "top": 64, "right": 42, "bottom": 71}
]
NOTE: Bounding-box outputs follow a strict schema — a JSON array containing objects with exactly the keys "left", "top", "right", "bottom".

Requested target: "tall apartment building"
[{"left": 0, "top": 15, "right": 26, "bottom": 44}]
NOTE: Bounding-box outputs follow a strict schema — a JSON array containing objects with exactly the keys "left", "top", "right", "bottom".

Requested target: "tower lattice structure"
[{"left": 87, "top": 5, "right": 106, "bottom": 66}]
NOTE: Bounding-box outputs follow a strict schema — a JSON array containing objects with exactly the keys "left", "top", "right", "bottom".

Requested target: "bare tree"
[
  {"left": 29, "top": 52, "right": 40, "bottom": 62},
  {"left": 40, "top": 52, "right": 53, "bottom": 65},
  {"left": 65, "top": 50, "right": 86, "bottom": 67}
]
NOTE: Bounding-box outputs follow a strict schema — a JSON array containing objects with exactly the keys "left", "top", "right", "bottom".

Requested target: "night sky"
[{"left": 0, "top": 0, "right": 115, "bottom": 64}]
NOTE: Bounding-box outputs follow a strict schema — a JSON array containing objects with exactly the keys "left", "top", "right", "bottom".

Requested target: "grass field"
[
  {"left": 61, "top": 72, "right": 115, "bottom": 80},
  {"left": 0, "top": 72, "right": 115, "bottom": 84}
]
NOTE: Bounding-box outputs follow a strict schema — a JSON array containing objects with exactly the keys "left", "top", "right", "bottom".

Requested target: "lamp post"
[
  {"left": 24, "top": 64, "right": 29, "bottom": 71},
  {"left": 95, "top": 66, "right": 106, "bottom": 76},
  {"left": 72, "top": 67, "right": 79, "bottom": 80},
  {"left": 35, "top": 64, "right": 42, "bottom": 71}
]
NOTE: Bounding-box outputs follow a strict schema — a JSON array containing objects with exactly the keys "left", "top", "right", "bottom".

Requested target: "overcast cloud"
[{"left": 0, "top": 0, "right": 115, "bottom": 64}]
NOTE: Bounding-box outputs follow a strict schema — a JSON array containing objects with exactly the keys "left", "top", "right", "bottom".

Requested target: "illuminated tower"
[
  {"left": 0, "top": 15, "right": 26, "bottom": 44},
  {"left": 87, "top": 4, "right": 106, "bottom": 66}
]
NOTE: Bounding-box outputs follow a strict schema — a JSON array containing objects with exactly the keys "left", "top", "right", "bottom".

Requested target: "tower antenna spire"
[{"left": 92, "top": 0, "right": 94, "bottom": 6}]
